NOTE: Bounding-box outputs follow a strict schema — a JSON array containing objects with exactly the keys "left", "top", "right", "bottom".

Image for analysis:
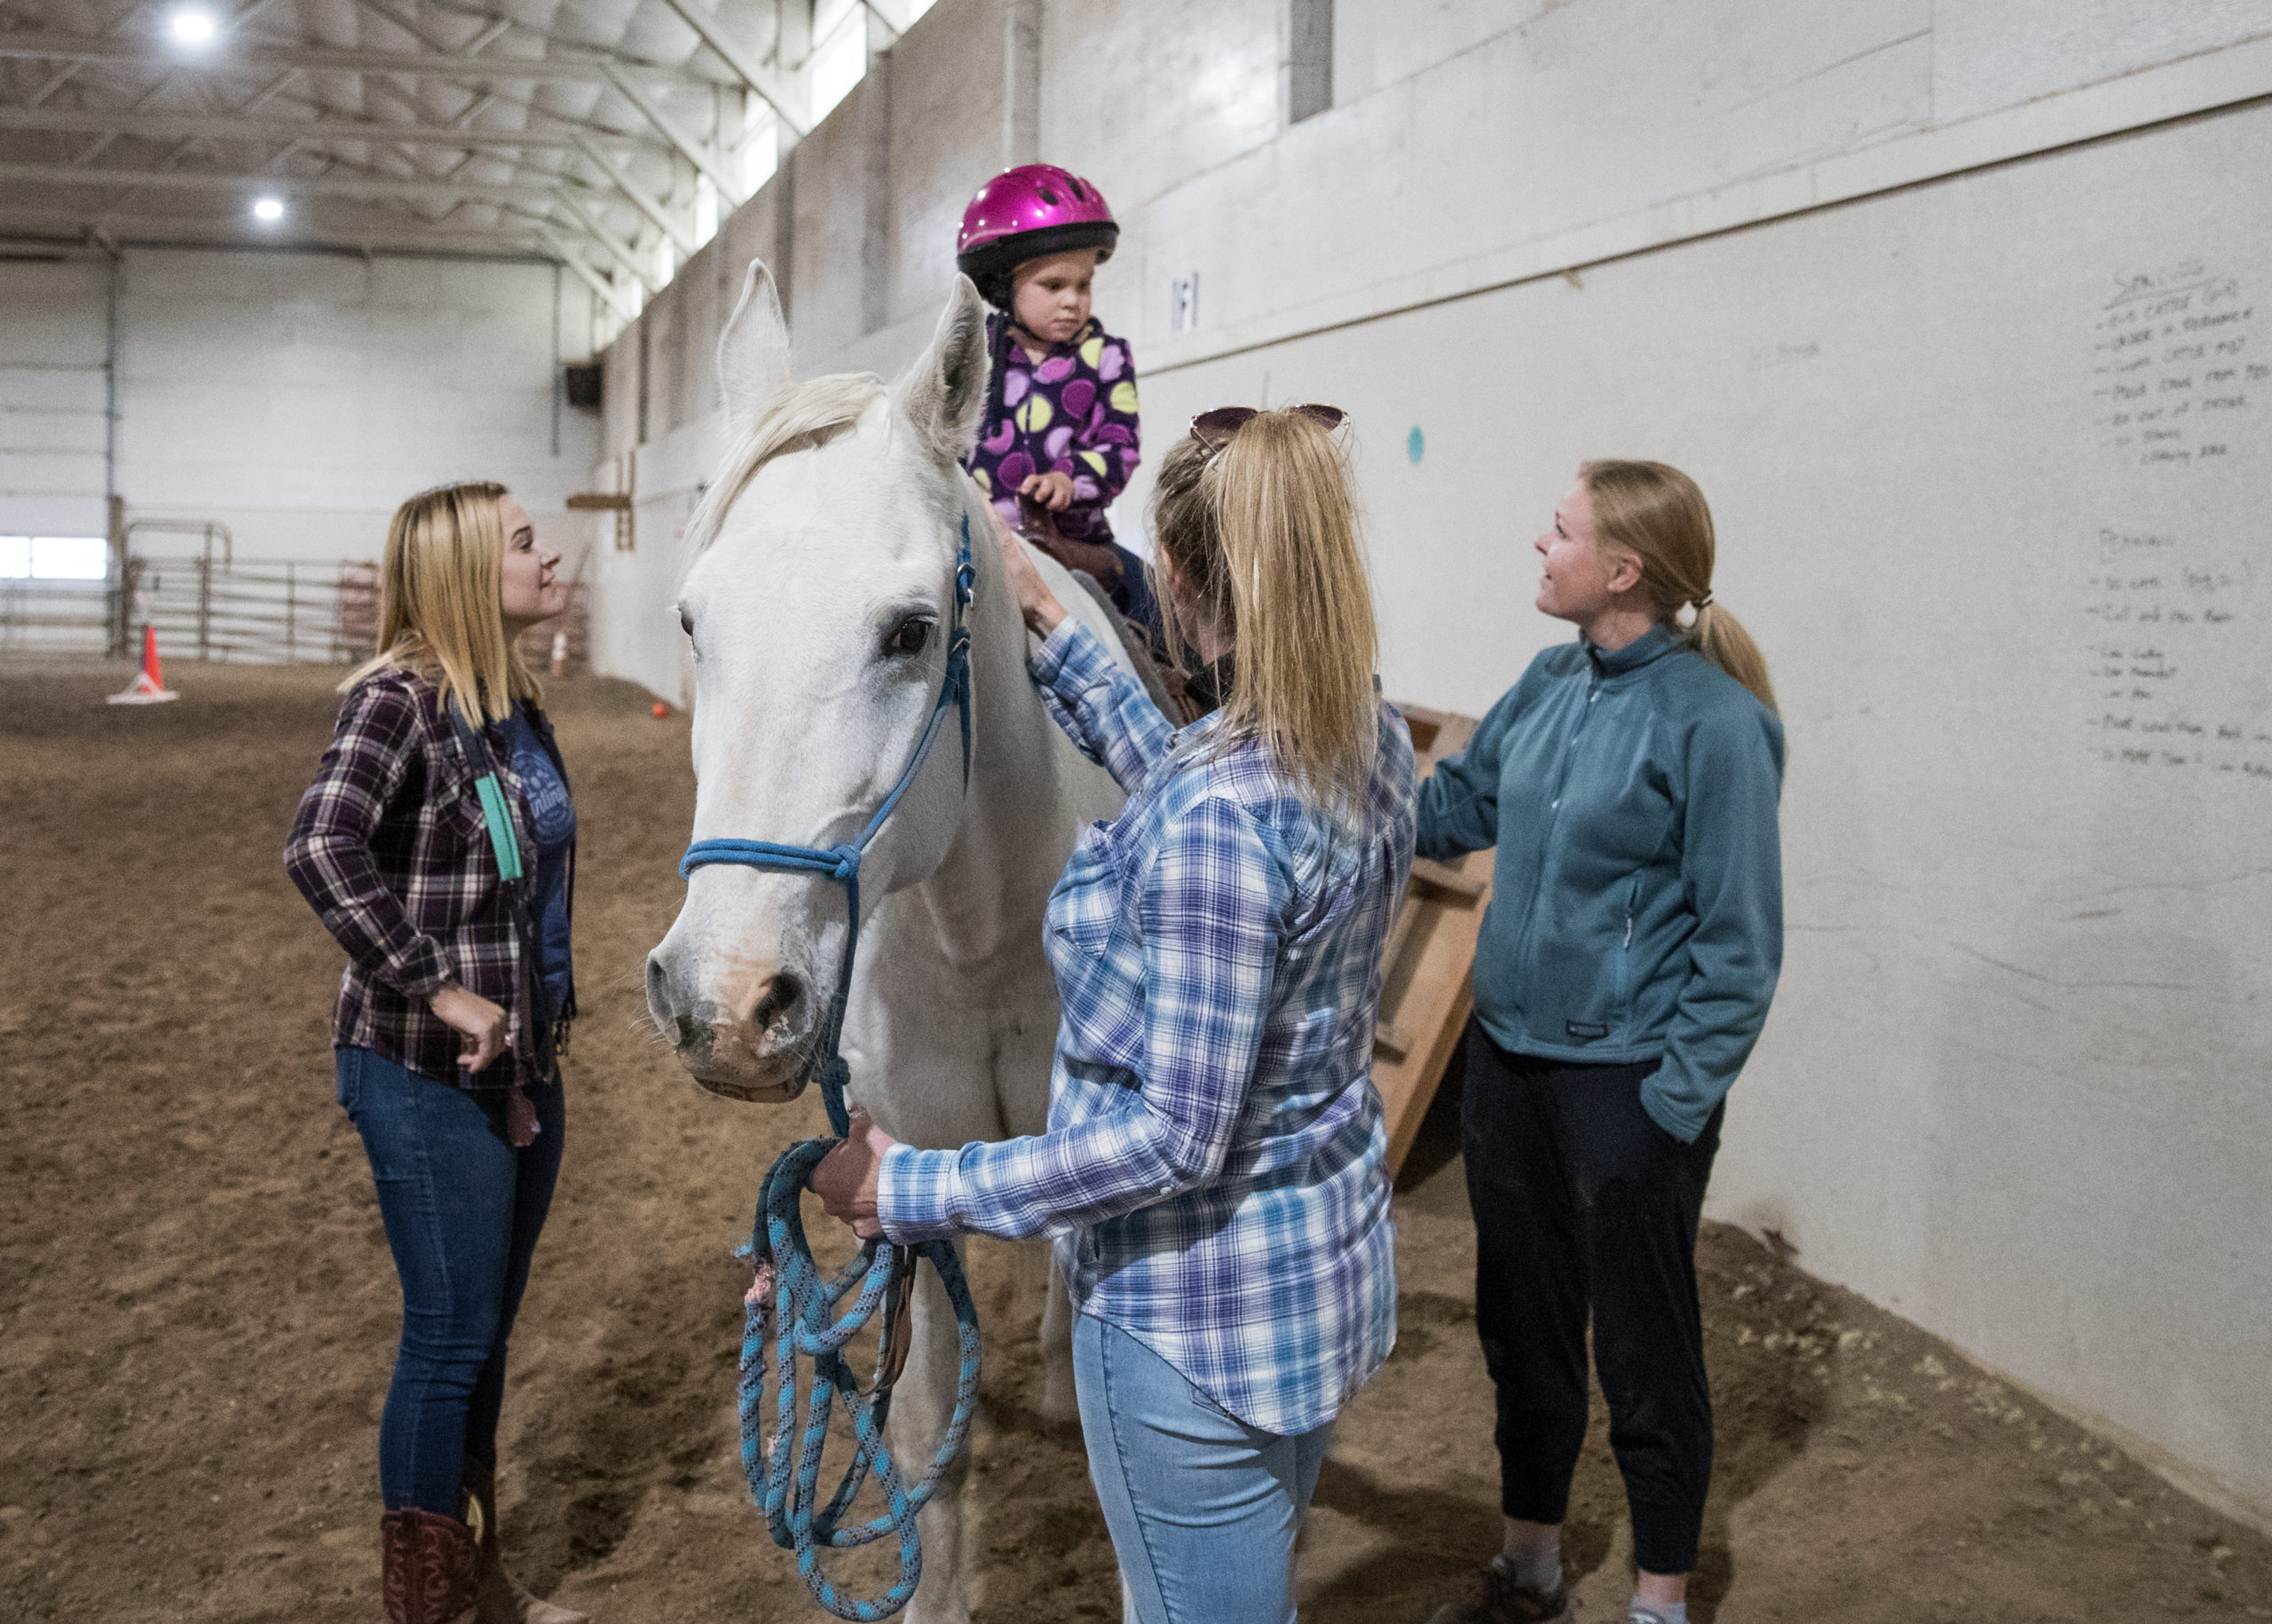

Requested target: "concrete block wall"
[
  {"left": 0, "top": 248, "right": 598, "bottom": 569},
  {"left": 589, "top": 0, "right": 2272, "bottom": 485},
  {"left": 580, "top": 0, "right": 2272, "bottom": 1526}
]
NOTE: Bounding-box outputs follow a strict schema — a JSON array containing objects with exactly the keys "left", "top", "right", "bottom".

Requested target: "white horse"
[{"left": 644, "top": 261, "right": 1131, "bottom": 1624}]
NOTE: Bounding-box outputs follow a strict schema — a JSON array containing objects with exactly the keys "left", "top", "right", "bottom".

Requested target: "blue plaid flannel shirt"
[{"left": 878, "top": 619, "right": 1416, "bottom": 1435}]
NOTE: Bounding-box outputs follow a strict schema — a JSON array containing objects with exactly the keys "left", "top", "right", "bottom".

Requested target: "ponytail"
[
  {"left": 1150, "top": 410, "right": 1380, "bottom": 804},
  {"left": 1581, "top": 460, "right": 1778, "bottom": 715},
  {"left": 1688, "top": 600, "right": 1778, "bottom": 715}
]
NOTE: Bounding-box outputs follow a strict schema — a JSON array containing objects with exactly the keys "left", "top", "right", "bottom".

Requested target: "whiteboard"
[{"left": 1132, "top": 99, "right": 2272, "bottom": 1518}]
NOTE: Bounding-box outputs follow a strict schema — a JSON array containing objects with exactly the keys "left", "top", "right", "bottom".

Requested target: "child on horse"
[{"left": 955, "top": 164, "right": 1164, "bottom": 653}]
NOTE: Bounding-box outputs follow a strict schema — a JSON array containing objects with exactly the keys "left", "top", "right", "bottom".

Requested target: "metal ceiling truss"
[
  {"left": 0, "top": 31, "right": 703, "bottom": 88},
  {"left": 0, "top": 3, "right": 891, "bottom": 332},
  {"left": 0, "top": 201, "right": 556, "bottom": 256},
  {"left": 0, "top": 105, "right": 669, "bottom": 154},
  {"left": 0, "top": 157, "right": 602, "bottom": 208}
]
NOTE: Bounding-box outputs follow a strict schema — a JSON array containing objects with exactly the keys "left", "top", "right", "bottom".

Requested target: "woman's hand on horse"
[
  {"left": 430, "top": 981, "right": 509, "bottom": 1073},
  {"left": 1019, "top": 469, "right": 1077, "bottom": 512},
  {"left": 987, "top": 508, "right": 1068, "bottom": 639},
  {"left": 814, "top": 1107, "right": 896, "bottom": 1241}
]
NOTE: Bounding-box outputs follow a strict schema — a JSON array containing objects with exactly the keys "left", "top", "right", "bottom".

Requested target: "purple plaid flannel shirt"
[{"left": 284, "top": 666, "right": 561, "bottom": 1089}]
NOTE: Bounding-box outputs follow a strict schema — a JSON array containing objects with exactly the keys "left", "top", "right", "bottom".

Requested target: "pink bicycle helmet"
[{"left": 956, "top": 164, "right": 1117, "bottom": 306}]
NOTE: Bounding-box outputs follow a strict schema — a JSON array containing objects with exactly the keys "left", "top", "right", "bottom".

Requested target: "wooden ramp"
[{"left": 1375, "top": 704, "right": 1495, "bottom": 1175}]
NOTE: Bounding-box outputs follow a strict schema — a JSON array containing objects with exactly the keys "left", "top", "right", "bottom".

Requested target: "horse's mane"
[{"left": 680, "top": 371, "right": 891, "bottom": 566}]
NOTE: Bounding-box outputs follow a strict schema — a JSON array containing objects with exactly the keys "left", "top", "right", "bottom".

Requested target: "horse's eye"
[
  {"left": 678, "top": 609, "right": 694, "bottom": 637},
  {"left": 884, "top": 615, "right": 935, "bottom": 658}
]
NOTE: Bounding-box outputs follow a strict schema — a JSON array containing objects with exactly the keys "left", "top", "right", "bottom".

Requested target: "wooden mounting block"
[{"left": 1375, "top": 703, "right": 1495, "bottom": 1175}]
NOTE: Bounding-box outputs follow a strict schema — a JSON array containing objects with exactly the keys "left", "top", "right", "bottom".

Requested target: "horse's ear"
[
  {"left": 895, "top": 275, "right": 990, "bottom": 465},
  {"left": 717, "top": 259, "right": 793, "bottom": 440}
]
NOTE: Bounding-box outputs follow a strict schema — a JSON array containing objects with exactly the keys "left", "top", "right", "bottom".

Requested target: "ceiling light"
[
  {"left": 252, "top": 196, "right": 285, "bottom": 223},
  {"left": 169, "top": 6, "right": 217, "bottom": 46}
]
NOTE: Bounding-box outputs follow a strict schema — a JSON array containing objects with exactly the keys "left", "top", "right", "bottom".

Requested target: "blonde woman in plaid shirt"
[
  {"left": 815, "top": 407, "right": 1416, "bottom": 1624},
  {"left": 286, "top": 482, "right": 588, "bottom": 1624}
]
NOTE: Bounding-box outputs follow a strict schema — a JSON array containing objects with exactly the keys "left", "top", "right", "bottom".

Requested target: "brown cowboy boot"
[
  {"left": 461, "top": 1458, "right": 589, "bottom": 1624},
  {"left": 380, "top": 1509, "right": 481, "bottom": 1624}
]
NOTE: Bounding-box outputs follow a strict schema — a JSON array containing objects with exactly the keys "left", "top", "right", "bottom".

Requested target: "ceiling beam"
[
  {"left": 349, "top": 0, "right": 475, "bottom": 58},
  {"left": 601, "top": 62, "right": 744, "bottom": 204},
  {"left": 0, "top": 204, "right": 556, "bottom": 256},
  {"left": 0, "top": 106, "right": 666, "bottom": 155},
  {"left": 549, "top": 191, "right": 663, "bottom": 291},
  {"left": 862, "top": 2, "right": 919, "bottom": 41},
  {"left": 569, "top": 130, "right": 692, "bottom": 254},
  {"left": 27, "top": 58, "right": 83, "bottom": 106},
  {"left": 0, "top": 31, "right": 715, "bottom": 89},
  {"left": 0, "top": 159, "right": 601, "bottom": 209},
  {"left": 541, "top": 225, "right": 640, "bottom": 319},
  {"left": 649, "top": 0, "right": 809, "bottom": 137}
]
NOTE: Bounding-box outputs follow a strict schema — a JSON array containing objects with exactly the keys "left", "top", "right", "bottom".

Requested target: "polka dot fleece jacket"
[{"left": 963, "top": 312, "right": 1141, "bottom": 547}]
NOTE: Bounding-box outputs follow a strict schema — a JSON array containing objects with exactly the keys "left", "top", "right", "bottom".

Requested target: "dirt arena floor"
[{"left": 4, "top": 657, "right": 2268, "bottom": 1624}]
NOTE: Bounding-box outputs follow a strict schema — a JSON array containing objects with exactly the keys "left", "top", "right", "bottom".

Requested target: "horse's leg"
[
  {"left": 1037, "top": 1251, "right": 1078, "bottom": 1423},
  {"left": 995, "top": 1009, "right": 1079, "bottom": 1424},
  {"left": 853, "top": 963, "right": 995, "bottom": 1624},
  {"left": 890, "top": 1253, "right": 976, "bottom": 1624}
]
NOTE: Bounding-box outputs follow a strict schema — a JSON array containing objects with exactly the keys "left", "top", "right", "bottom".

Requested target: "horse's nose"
[
  {"left": 648, "top": 950, "right": 803, "bottom": 1053},
  {"left": 748, "top": 968, "right": 802, "bottom": 1034},
  {"left": 645, "top": 933, "right": 812, "bottom": 1098}
]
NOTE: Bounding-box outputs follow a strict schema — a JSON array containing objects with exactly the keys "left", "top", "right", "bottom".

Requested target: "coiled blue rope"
[
  {"left": 688, "top": 516, "right": 985, "bottom": 1620},
  {"left": 736, "top": 1147, "right": 982, "bottom": 1620}
]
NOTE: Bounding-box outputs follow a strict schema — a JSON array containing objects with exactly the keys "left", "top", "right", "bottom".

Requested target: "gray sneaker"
[{"left": 1425, "top": 1554, "right": 1571, "bottom": 1624}]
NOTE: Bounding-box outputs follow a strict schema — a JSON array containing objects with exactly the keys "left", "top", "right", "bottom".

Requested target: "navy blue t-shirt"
[{"left": 501, "top": 706, "right": 574, "bottom": 1018}]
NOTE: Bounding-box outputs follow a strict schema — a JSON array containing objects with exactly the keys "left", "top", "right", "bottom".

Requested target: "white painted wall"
[
  {"left": 1136, "top": 101, "right": 2272, "bottom": 1527},
  {"left": 0, "top": 248, "right": 597, "bottom": 570},
  {"left": 585, "top": 0, "right": 2272, "bottom": 1525},
  {"left": 0, "top": 258, "right": 109, "bottom": 539}
]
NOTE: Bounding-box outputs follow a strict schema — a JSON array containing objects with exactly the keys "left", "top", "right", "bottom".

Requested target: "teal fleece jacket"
[{"left": 1416, "top": 626, "right": 1785, "bottom": 1141}]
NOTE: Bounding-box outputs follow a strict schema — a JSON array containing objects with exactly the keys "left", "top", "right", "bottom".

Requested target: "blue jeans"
[
  {"left": 335, "top": 1047, "right": 564, "bottom": 1515},
  {"left": 1073, "top": 1314, "right": 1334, "bottom": 1624}
]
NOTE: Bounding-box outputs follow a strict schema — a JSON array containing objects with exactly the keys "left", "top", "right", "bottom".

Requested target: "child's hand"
[
  {"left": 1020, "top": 469, "right": 1077, "bottom": 512},
  {"left": 986, "top": 508, "right": 1068, "bottom": 639}
]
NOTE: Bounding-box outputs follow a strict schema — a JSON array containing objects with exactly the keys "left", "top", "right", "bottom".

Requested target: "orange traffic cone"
[{"left": 106, "top": 625, "right": 180, "bottom": 706}]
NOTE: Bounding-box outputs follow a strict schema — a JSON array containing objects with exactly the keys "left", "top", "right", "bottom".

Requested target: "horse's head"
[{"left": 646, "top": 261, "right": 992, "bottom": 1101}]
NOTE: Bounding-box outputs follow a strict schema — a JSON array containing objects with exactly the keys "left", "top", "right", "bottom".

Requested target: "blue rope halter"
[{"left": 681, "top": 514, "right": 984, "bottom": 1621}]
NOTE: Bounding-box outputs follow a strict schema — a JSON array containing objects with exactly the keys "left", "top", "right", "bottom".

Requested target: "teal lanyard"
[{"left": 450, "top": 706, "right": 524, "bottom": 882}]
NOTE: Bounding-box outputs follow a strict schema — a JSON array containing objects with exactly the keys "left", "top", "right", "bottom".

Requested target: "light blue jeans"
[{"left": 1072, "top": 1314, "right": 1334, "bottom": 1624}]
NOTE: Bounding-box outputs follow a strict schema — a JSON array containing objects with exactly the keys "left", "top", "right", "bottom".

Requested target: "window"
[
  {"left": 739, "top": 101, "right": 779, "bottom": 197},
  {"left": 1289, "top": 0, "right": 1334, "bottom": 123},
  {"left": 695, "top": 174, "right": 720, "bottom": 246},
  {"left": 808, "top": 0, "right": 869, "bottom": 126},
  {"left": 0, "top": 537, "right": 108, "bottom": 579}
]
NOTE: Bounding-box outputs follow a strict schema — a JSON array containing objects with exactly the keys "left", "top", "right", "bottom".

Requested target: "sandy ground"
[{"left": 2, "top": 657, "right": 2268, "bottom": 1624}]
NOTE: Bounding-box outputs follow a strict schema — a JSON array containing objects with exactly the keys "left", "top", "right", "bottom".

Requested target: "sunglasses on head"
[{"left": 1189, "top": 403, "right": 1348, "bottom": 445}]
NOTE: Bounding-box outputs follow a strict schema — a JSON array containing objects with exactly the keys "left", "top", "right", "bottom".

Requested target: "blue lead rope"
[
  {"left": 736, "top": 1146, "right": 982, "bottom": 1620},
  {"left": 684, "top": 516, "right": 984, "bottom": 1621}
]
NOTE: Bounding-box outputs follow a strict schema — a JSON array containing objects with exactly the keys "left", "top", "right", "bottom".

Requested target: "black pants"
[{"left": 1460, "top": 1021, "right": 1723, "bottom": 1575}]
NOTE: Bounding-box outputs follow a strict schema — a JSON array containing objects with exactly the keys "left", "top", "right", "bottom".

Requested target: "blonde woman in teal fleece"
[{"left": 1424, "top": 461, "right": 1784, "bottom": 1624}]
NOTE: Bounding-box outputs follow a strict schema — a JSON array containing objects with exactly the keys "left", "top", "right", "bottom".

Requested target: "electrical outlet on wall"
[{"left": 1169, "top": 272, "right": 1200, "bottom": 334}]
